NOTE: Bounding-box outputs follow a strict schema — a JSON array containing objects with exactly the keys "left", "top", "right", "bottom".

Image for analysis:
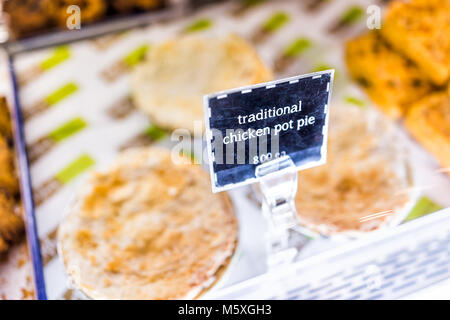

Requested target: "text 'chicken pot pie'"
[{"left": 58, "top": 147, "right": 238, "bottom": 300}]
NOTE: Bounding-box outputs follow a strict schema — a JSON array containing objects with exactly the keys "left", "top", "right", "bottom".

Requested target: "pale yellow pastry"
[
  {"left": 131, "top": 34, "right": 273, "bottom": 132},
  {"left": 58, "top": 147, "right": 238, "bottom": 300},
  {"left": 380, "top": 0, "right": 450, "bottom": 86}
]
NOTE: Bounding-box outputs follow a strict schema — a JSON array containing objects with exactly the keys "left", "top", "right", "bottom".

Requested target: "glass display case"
[{"left": 1, "top": 0, "right": 449, "bottom": 300}]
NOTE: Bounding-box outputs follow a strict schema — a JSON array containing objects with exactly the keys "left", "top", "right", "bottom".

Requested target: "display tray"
[
  {"left": 7, "top": 0, "right": 450, "bottom": 300},
  {"left": 2, "top": 0, "right": 184, "bottom": 55}
]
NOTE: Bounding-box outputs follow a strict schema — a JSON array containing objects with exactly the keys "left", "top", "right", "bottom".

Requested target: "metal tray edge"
[{"left": 8, "top": 56, "right": 47, "bottom": 300}]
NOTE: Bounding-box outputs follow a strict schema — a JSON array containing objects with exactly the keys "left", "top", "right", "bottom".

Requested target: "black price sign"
[{"left": 204, "top": 70, "right": 334, "bottom": 192}]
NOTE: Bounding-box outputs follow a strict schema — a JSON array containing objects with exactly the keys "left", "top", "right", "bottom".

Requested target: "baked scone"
[
  {"left": 345, "top": 31, "right": 433, "bottom": 118},
  {"left": 0, "top": 97, "right": 12, "bottom": 143},
  {"left": 46, "top": 0, "right": 106, "bottom": 27},
  {"left": 4, "top": 0, "right": 51, "bottom": 37},
  {"left": 58, "top": 147, "right": 238, "bottom": 300},
  {"left": 0, "top": 97, "right": 23, "bottom": 255},
  {"left": 131, "top": 34, "right": 273, "bottom": 132},
  {"left": 380, "top": 0, "right": 450, "bottom": 86},
  {"left": 111, "top": 0, "right": 162, "bottom": 13},
  {"left": 0, "top": 190, "right": 23, "bottom": 254},
  {"left": 405, "top": 90, "right": 450, "bottom": 171},
  {"left": 0, "top": 136, "right": 19, "bottom": 196},
  {"left": 296, "top": 104, "right": 413, "bottom": 234}
]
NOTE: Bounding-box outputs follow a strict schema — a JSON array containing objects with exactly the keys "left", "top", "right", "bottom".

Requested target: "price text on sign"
[{"left": 204, "top": 70, "right": 334, "bottom": 192}]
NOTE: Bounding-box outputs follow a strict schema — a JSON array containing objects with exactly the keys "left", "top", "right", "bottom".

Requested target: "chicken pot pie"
[
  {"left": 296, "top": 104, "right": 414, "bottom": 235},
  {"left": 58, "top": 147, "right": 238, "bottom": 300},
  {"left": 131, "top": 34, "right": 273, "bottom": 132}
]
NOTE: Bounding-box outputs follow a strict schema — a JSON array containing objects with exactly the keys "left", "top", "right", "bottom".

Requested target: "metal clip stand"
[{"left": 255, "top": 155, "right": 300, "bottom": 270}]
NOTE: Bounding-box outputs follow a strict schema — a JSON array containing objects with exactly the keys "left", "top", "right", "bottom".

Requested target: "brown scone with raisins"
[
  {"left": 380, "top": 0, "right": 450, "bottom": 86},
  {"left": 46, "top": 0, "right": 106, "bottom": 27},
  {"left": 345, "top": 31, "right": 433, "bottom": 119},
  {"left": 3, "top": 0, "right": 52, "bottom": 37},
  {"left": 111, "top": 0, "right": 162, "bottom": 13},
  {"left": 0, "top": 136, "right": 19, "bottom": 196},
  {"left": 0, "top": 189, "right": 23, "bottom": 254}
]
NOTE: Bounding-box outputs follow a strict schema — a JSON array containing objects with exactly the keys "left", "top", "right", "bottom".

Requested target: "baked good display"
[
  {"left": 46, "top": 0, "right": 107, "bottom": 27},
  {"left": 4, "top": 0, "right": 167, "bottom": 39},
  {"left": 3, "top": 0, "right": 51, "bottom": 37},
  {"left": 405, "top": 90, "right": 450, "bottom": 171},
  {"left": 295, "top": 104, "right": 413, "bottom": 235},
  {"left": 0, "top": 98, "right": 13, "bottom": 143},
  {"left": 58, "top": 147, "right": 238, "bottom": 299},
  {"left": 0, "top": 190, "right": 23, "bottom": 254},
  {"left": 130, "top": 34, "right": 273, "bottom": 132},
  {"left": 346, "top": 0, "right": 450, "bottom": 175},
  {"left": 111, "top": 0, "right": 162, "bottom": 13},
  {"left": 380, "top": 0, "right": 450, "bottom": 86},
  {"left": 345, "top": 31, "right": 433, "bottom": 119},
  {"left": 0, "top": 137, "right": 19, "bottom": 196},
  {"left": 0, "top": 98, "right": 23, "bottom": 254}
]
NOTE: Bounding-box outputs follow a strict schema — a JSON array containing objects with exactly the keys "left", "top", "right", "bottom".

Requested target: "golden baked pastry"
[
  {"left": 0, "top": 97, "right": 23, "bottom": 254},
  {"left": 4, "top": 0, "right": 51, "bottom": 37},
  {"left": 0, "top": 190, "right": 23, "bottom": 254},
  {"left": 131, "top": 34, "right": 273, "bottom": 132},
  {"left": 46, "top": 0, "right": 106, "bottom": 27},
  {"left": 111, "top": 0, "right": 162, "bottom": 13},
  {"left": 345, "top": 31, "right": 433, "bottom": 118},
  {"left": 380, "top": 0, "right": 450, "bottom": 86},
  {"left": 0, "top": 136, "right": 19, "bottom": 196},
  {"left": 0, "top": 97, "right": 12, "bottom": 142},
  {"left": 58, "top": 147, "right": 238, "bottom": 300},
  {"left": 405, "top": 90, "right": 450, "bottom": 171},
  {"left": 296, "top": 104, "right": 413, "bottom": 235}
]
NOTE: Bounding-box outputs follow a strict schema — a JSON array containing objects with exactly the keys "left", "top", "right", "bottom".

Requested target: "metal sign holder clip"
[{"left": 255, "top": 155, "right": 302, "bottom": 269}]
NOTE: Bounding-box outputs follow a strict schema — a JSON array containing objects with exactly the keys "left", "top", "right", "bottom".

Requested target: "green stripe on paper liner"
[
  {"left": 55, "top": 154, "right": 95, "bottom": 185},
  {"left": 49, "top": 117, "right": 87, "bottom": 142},
  {"left": 404, "top": 197, "right": 443, "bottom": 222},
  {"left": 123, "top": 44, "right": 149, "bottom": 67},
  {"left": 311, "top": 63, "right": 338, "bottom": 79},
  {"left": 311, "top": 63, "right": 334, "bottom": 73},
  {"left": 243, "top": 0, "right": 267, "bottom": 7},
  {"left": 263, "top": 12, "right": 290, "bottom": 32},
  {"left": 44, "top": 82, "right": 78, "bottom": 106},
  {"left": 144, "top": 124, "right": 167, "bottom": 141},
  {"left": 339, "top": 6, "right": 364, "bottom": 25},
  {"left": 41, "top": 46, "right": 71, "bottom": 71},
  {"left": 184, "top": 18, "right": 213, "bottom": 33},
  {"left": 284, "top": 37, "right": 312, "bottom": 58},
  {"left": 344, "top": 96, "right": 366, "bottom": 108}
]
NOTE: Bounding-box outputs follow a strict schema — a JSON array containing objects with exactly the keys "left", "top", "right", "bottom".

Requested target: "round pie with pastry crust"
[
  {"left": 58, "top": 147, "right": 238, "bottom": 300},
  {"left": 130, "top": 34, "right": 273, "bottom": 132}
]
